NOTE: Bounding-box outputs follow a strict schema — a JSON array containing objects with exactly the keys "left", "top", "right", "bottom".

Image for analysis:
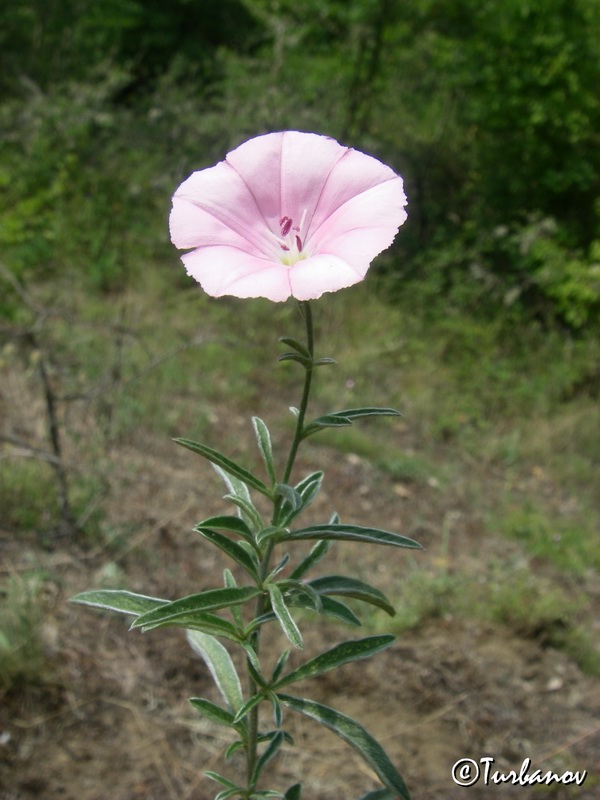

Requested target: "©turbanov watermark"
[{"left": 452, "top": 757, "right": 588, "bottom": 788}]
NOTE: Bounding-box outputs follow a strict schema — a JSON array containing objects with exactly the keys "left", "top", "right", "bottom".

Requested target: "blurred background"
[{"left": 1, "top": 1, "right": 599, "bottom": 798}]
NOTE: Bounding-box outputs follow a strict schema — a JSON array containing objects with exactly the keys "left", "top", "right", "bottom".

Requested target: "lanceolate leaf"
[
  {"left": 174, "top": 437, "right": 272, "bottom": 498},
  {"left": 189, "top": 698, "right": 237, "bottom": 728},
  {"left": 290, "top": 540, "right": 331, "bottom": 580},
  {"left": 277, "top": 695, "right": 410, "bottom": 800},
  {"left": 302, "top": 414, "right": 352, "bottom": 438},
  {"left": 281, "top": 471, "right": 324, "bottom": 524},
  {"left": 308, "top": 576, "right": 396, "bottom": 616},
  {"left": 273, "top": 636, "right": 394, "bottom": 690},
  {"left": 275, "top": 482, "right": 303, "bottom": 513},
  {"left": 223, "top": 493, "right": 264, "bottom": 531},
  {"left": 268, "top": 584, "right": 303, "bottom": 649},
  {"left": 284, "top": 785, "right": 302, "bottom": 800},
  {"left": 187, "top": 631, "right": 244, "bottom": 712},
  {"left": 194, "top": 526, "right": 260, "bottom": 580},
  {"left": 131, "top": 586, "right": 260, "bottom": 630},
  {"left": 252, "top": 730, "right": 285, "bottom": 786},
  {"left": 142, "top": 610, "right": 241, "bottom": 639},
  {"left": 197, "top": 514, "right": 254, "bottom": 542},
  {"left": 252, "top": 416, "right": 277, "bottom": 486},
  {"left": 278, "top": 336, "right": 311, "bottom": 358},
  {"left": 287, "top": 594, "right": 362, "bottom": 627},
  {"left": 302, "top": 407, "right": 402, "bottom": 439},
  {"left": 70, "top": 590, "right": 167, "bottom": 617},
  {"left": 286, "top": 524, "right": 422, "bottom": 551}
]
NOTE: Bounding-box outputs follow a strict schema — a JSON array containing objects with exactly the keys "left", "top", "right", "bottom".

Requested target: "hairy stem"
[{"left": 245, "top": 300, "right": 315, "bottom": 792}]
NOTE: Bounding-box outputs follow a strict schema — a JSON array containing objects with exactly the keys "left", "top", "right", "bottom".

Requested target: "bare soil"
[{"left": 1, "top": 396, "right": 599, "bottom": 800}]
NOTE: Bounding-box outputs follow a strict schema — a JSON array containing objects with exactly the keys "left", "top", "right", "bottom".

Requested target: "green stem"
[{"left": 245, "top": 300, "right": 315, "bottom": 793}]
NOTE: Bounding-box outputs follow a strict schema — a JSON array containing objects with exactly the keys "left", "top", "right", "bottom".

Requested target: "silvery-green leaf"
[
  {"left": 174, "top": 437, "right": 272, "bottom": 498},
  {"left": 273, "top": 636, "right": 394, "bottom": 690},
  {"left": 143, "top": 611, "right": 240, "bottom": 640},
  {"left": 275, "top": 483, "right": 303, "bottom": 513},
  {"left": 70, "top": 590, "right": 167, "bottom": 617},
  {"left": 197, "top": 514, "right": 254, "bottom": 542},
  {"left": 251, "top": 730, "right": 285, "bottom": 785},
  {"left": 223, "top": 569, "right": 244, "bottom": 629},
  {"left": 278, "top": 336, "right": 311, "bottom": 358},
  {"left": 302, "top": 414, "right": 352, "bottom": 438},
  {"left": 232, "top": 692, "right": 264, "bottom": 725},
  {"left": 286, "top": 524, "right": 422, "bottom": 551},
  {"left": 189, "top": 698, "right": 236, "bottom": 728},
  {"left": 277, "top": 695, "right": 410, "bottom": 800},
  {"left": 252, "top": 416, "right": 276, "bottom": 486},
  {"left": 187, "top": 631, "right": 244, "bottom": 712},
  {"left": 194, "top": 526, "right": 260, "bottom": 580},
  {"left": 290, "top": 540, "right": 330, "bottom": 580},
  {"left": 308, "top": 576, "right": 395, "bottom": 616},
  {"left": 224, "top": 493, "right": 264, "bottom": 531},
  {"left": 131, "top": 586, "right": 260, "bottom": 630},
  {"left": 277, "top": 351, "right": 312, "bottom": 368},
  {"left": 268, "top": 584, "right": 303, "bottom": 649}
]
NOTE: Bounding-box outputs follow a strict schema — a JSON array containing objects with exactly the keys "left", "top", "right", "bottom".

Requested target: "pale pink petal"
[
  {"left": 170, "top": 130, "right": 408, "bottom": 301},
  {"left": 226, "top": 131, "right": 348, "bottom": 236},
  {"left": 170, "top": 161, "right": 275, "bottom": 257},
  {"left": 308, "top": 179, "right": 407, "bottom": 274},
  {"left": 288, "top": 255, "right": 363, "bottom": 301},
  {"left": 181, "top": 247, "right": 292, "bottom": 302}
]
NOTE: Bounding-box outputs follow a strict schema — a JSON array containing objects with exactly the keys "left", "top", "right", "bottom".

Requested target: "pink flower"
[{"left": 169, "top": 131, "right": 407, "bottom": 302}]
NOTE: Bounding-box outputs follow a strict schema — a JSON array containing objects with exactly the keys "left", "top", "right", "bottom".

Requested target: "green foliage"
[
  {"left": 0, "top": 573, "right": 49, "bottom": 693},
  {"left": 72, "top": 302, "right": 417, "bottom": 798}
]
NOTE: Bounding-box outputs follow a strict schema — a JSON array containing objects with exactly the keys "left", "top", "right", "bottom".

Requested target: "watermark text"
[{"left": 452, "top": 757, "right": 587, "bottom": 788}]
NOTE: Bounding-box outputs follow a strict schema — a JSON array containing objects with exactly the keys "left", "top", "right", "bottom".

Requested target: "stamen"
[
  {"left": 295, "top": 234, "right": 303, "bottom": 252},
  {"left": 280, "top": 216, "right": 292, "bottom": 236}
]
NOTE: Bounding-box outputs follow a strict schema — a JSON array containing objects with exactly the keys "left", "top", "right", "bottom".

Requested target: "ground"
[{"left": 1, "top": 422, "right": 599, "bottom": 800}]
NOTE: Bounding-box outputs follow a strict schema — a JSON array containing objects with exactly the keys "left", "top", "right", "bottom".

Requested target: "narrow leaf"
[
  {"left": 224, "top": 569, "right": 244, "bottom": 629},
  {"left": 308, "top": 576, "right": 395, "bottom": 616},
  {"left": 286, "top": 524, "right": 422, "bottom": 551},
  {"left": 205, "top": 771, "right": 240, "bottom": 790},
  {"left": 174, "top": 437, "right": 272, "bottom": 498},
  {"left": 187, "top": 631, "right": 244, "bottom": 712},
  {"left": 70, "top": 590, "right": 167, "bottom": 617},
  {"left": 131, "top": 586, "right": 260, "bottom": 630},
  {"left": 278, "top": 695, "right": 410, "bottom": 800},
  {"left": 273, "top": 636, "right": 394, "bottom": 689},
  {"left": 271, "top": 650, "right": 291, "bottom": 683},
  {"left": 287, "top": 594, "right": 362, "bottom": 627},
  {"left": 189, "top": 698, "right": 236, "bottom": 728},
  {"left": 278, "top": 336, "right": 311, "bottom": 358},
  {"left": 233, "top": 692, "right": 264, "bottom": 724},
  {"left": 224, "top": 493, "right": 264, "bottom": 531},
  {"left": 252, "top": 416, "right": 277, "bottom": 486},
  {"left": 268, "top": 584, "right": 303, "bottom": 649},
  {"left": 290, "top": 540, "right": 331, "bottom": 580},
  {"left": 252, "top": 730, "right": 285, "bottom": 785},
  {"left": 277, "top": 351, "right": 312, "bottom": 368},
  {"left": 195, "top": 526, "right": 259, "bottom": 580},
  {"left": 329, "top": 407, "right": 401, "bottom": 421},
  {"left": 284, "top": 784, "right": 302, "bottom": 800},
  {"left": 302, "top": 414, "right": 352, "bottom": 439},
  {"left": 313, "top": 357, "right": 337, "bottom": 366},
  {"left": 197, "top": 514, "right": 254, "bottom": 540},
  {"left": 275, "top": 483, "right": 303, "bottom": 512},
  {"left": 143, "top": 611, "right": 240, "bottom": 639},
  {"left": 359, "top": 789, "right": 398, "bottom": 800}
]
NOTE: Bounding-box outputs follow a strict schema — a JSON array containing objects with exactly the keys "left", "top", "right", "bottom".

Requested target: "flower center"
[{"left": 275, "top": 210, "right": 308, "bottom": 266}]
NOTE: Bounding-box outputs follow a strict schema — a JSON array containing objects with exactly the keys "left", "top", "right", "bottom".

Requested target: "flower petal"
[
  {"left": 288, "top": 255, "right": 363, "bottom": 301},
  {"left": 226, "top": 131, "right": 349, "bottom": 236},
  {"left": 181, "top": 247, "right": 293, "bottom": 302},
  {"left": 309, "top": 179, "right": 407, "bottom": 274},
  {"left": 170, "top": 161, "right": 274, "bottom": 257}
]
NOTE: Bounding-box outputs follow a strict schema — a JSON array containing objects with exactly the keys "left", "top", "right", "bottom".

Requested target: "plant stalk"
[{"left": 245, "top": 300, "right": 315, "bottom": 793}]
